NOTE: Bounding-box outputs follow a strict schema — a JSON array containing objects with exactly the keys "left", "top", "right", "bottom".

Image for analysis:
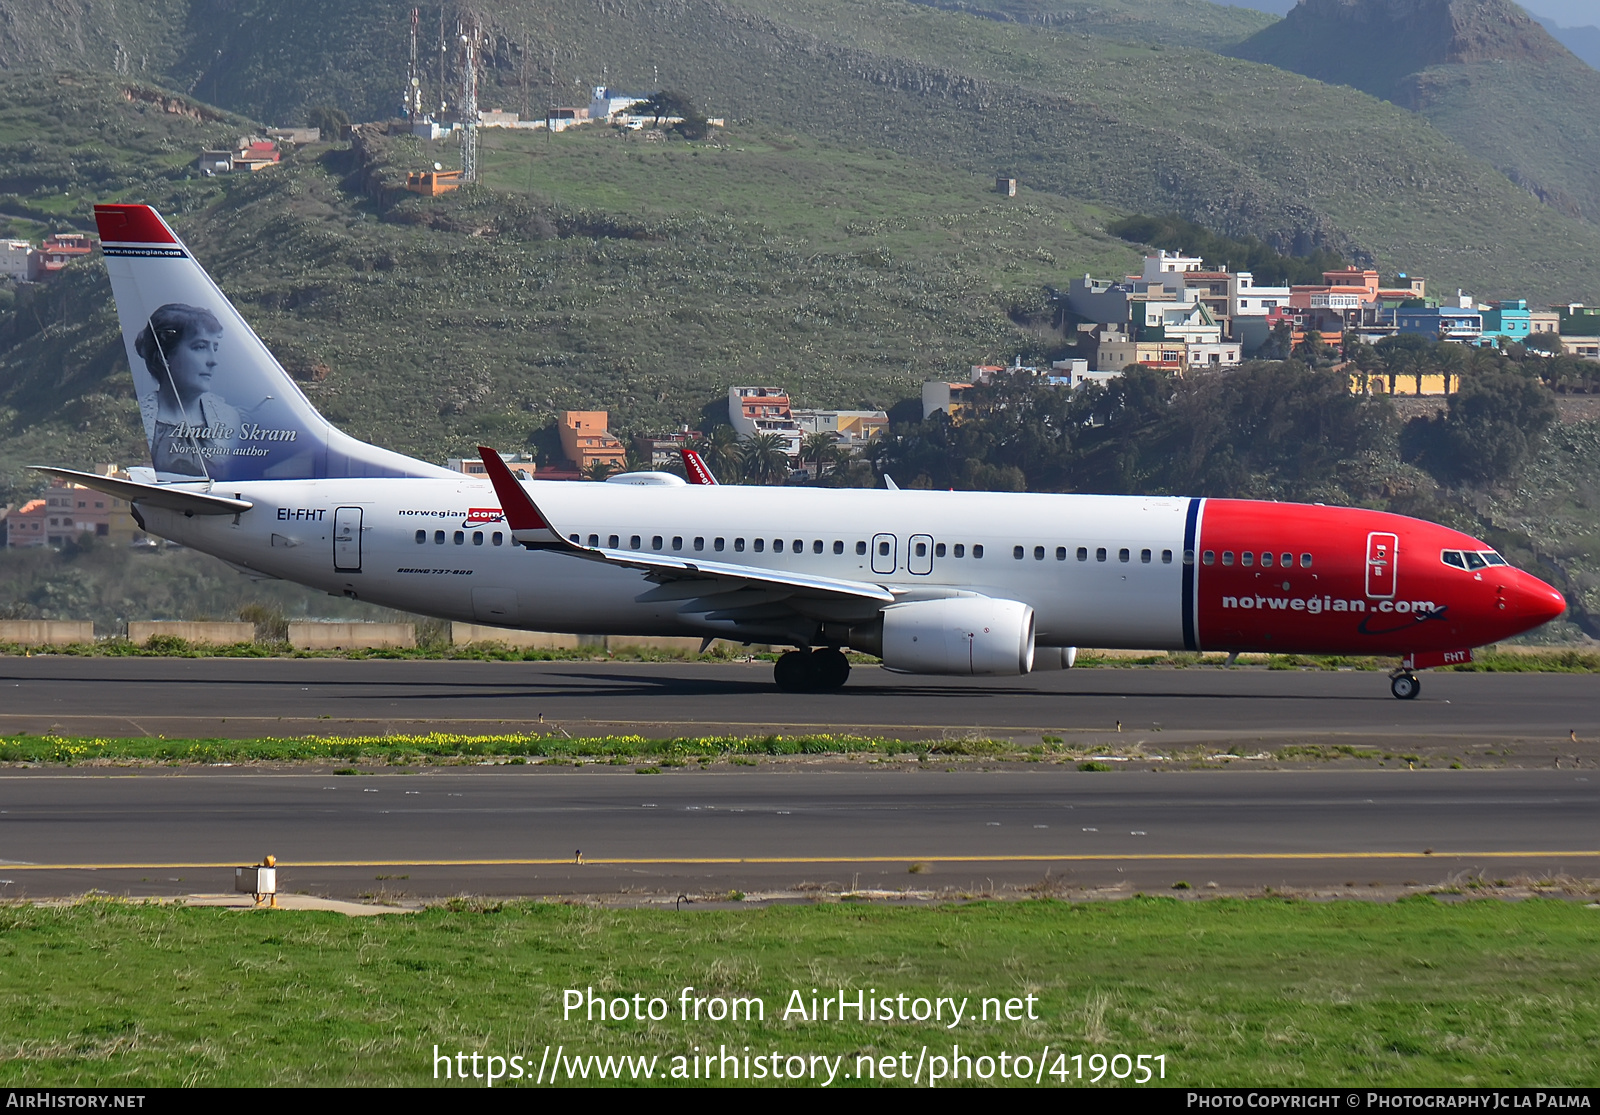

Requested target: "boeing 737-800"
[{"left": 35, "top": 204, "right": 1566, "bottom": 696}]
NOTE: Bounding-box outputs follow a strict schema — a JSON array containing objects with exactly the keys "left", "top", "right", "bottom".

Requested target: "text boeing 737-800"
[{"left": 36, "top": 204, "right": 1566, "bottom": 696}]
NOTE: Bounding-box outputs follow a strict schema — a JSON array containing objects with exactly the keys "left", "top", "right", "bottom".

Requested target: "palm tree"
[
  {"left": 582, "top": 459, "right": 619, "bottom": 482},
  {"left": 702, "top": 426, "right": 743, "bottom": 480},
  {"left": 741, "top": 432, "right": 791, "bottom": 486},
  {"left": 800, "top": 431, "right": 840, "bottom": 482}
]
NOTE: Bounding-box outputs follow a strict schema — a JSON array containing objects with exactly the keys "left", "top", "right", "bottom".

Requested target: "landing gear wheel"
[
  {"left": 1390, "top": 672, "right": 1421, "bottom": 700},
  {"left": 811, "top": 647, "right": 851, "bottom": 691},
  {"left": 774, "top": 650, "right": 818, "bottom": 693}
]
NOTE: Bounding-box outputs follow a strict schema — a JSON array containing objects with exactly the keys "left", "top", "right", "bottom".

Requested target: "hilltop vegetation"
[
  {"left": 2, "top": 0, "right": 1599, "bottom": 299},
  {"left": 1233, "top": 0, "right": 1600, "bottom": 225},
  {"left": 0, "top": 73, "right": 1141, "bottom": 504}
]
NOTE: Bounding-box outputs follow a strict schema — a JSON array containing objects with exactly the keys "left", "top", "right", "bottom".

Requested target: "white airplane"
[{"left": 36, "top": 204, "right": 1566, "bottom": 696}]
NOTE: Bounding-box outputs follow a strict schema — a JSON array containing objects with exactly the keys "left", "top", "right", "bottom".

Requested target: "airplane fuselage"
[{"left": 138, "top": 478, "right": 1560, "bottom": 656}]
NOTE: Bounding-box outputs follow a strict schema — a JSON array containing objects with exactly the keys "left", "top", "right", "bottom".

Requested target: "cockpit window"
[
  {"left": 1463, "top": 551, "right": 1487, "bottom": 570},
  {"left": 1441, "top": 551, "right": 1466, "bottom": 569},
  {"left": 1482, "top": 552, "right": 1508, "bottom": 566}
]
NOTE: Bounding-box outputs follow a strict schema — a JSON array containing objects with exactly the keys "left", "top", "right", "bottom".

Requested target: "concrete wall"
[
  {"left": 129, "top": 621, "right": 255, "bottom": 645},
  {"left": 451, "top": 624, "right": 580, "bottom": 648},
  {"left": 288, "top": 622, "right": 417, "bottom": 650},
  {"left": 0, "top": 620, "right": 94, "bottom": 646}
]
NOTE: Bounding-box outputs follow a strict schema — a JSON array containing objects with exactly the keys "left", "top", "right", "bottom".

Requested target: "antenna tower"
[
  {"left": 458, "top": 17, "right": 480, "bottom": 182},
  {"left": 405, "top": 8, "right": 423, "bottom": 119}
]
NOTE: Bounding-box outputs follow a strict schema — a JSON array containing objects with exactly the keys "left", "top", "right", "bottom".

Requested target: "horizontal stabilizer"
[{"left": 30, "top": 467, "right": 253, "bottom": 516}]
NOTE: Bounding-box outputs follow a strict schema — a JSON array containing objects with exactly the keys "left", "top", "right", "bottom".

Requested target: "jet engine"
[{"left": 852, "top": 597, "right": 1036, "bottom": 676}]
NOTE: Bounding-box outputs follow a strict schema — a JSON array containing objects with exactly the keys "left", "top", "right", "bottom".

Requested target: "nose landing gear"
[
  {"left": 774, "top": 647, "right": 851, "bottom": 692},
  {"left": 1389, "top": 671, "right": 1421, "bottom": 700}
]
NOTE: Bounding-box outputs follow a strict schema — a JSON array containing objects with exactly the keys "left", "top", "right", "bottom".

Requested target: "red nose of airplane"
[{"left": 1513, "top": 571, "right": 1566, "bottom": 627}]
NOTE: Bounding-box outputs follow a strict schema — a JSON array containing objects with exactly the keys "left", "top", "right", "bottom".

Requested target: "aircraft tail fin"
[
  {"left": 94, "top": 204, "right": 454, "bottom": 483},
  {"left": 681, "top": 447, "right": 719, "bottom": 485}
]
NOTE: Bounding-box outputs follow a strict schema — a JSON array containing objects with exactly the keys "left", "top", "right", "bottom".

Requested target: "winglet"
[
  {"left": 681, "top": 447, "right": 719, "bottom": 485},
  {"left": 476, "top": 447, "right": 574, "bottom": 549}
]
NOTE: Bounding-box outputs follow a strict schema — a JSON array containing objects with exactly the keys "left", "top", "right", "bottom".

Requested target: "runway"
[
  {"left": 0, "top": 767, "right": 1594, "bottom": 899},
  {"left": 0, "top": 658, "right": 1595, "bottom": 758}
]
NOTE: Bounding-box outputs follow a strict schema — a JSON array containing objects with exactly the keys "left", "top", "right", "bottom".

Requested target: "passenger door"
[
  {"left": 333, "top": 507, "right": 363, "bottom": 573},
  {"left": 1365, "top": 532, "right": 1397, "bottom": 599}
]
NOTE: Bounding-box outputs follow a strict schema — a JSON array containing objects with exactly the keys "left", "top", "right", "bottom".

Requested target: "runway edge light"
[{"left": 235, "top": 854, "right": 278, "bottom": 908}]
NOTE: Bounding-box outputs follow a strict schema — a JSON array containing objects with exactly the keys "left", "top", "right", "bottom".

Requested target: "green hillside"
[
  {"left": 0, "top": 73, "right": 1140, "bottom": 503},
  {"left": 902, "top": 0, "right": 1277, "bottom": 50},
  {"left": 4, "top": 0, "right": 1600, "bottom": 299},
  {"left": 1232, "top": 0, "right": 1600, "bottom": 224}
]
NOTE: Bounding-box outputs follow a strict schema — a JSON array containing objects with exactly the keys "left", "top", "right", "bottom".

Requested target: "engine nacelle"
[
  {"left": 1031, "top": 646, "right": 1078, "bottom": 670},
  {"left": 862, "top": 597, "right": 1036, "bottom": 676}
]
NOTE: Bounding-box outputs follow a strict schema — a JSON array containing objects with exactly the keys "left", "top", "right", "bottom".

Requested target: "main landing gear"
[
  {"left": 1389, "top": 671, "right": 1421, "bottom": 700},
  {"left": 774, "top": 647, "right": 851, "bottom": 692}
]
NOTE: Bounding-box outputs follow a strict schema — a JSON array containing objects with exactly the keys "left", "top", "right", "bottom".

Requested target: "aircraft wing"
[
  {"left": 475, "top": 447, "right": 893, "bottom": 630},
  {"left": 30, "top": 466, "right": 253, "bottom": 516}
]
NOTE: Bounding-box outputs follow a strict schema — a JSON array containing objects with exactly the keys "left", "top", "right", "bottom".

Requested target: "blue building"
[
  {"left": 1395, "top": 306, "right": 1483, "bottom": 344},
  {"left": 1480, "top": 300, "right": 1532, "bottom": 346}
]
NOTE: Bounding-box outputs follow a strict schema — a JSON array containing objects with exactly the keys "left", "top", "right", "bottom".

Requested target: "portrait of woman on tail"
[{"left": 134, "top": 302, "right": 242, "bottom": 477}]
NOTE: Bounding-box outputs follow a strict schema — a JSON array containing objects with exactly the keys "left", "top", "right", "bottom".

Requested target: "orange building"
[{"left": 559, "top": 411, "right": 628, "bottom": 472}]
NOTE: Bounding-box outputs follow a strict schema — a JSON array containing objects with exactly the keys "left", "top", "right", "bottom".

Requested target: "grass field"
[{"left": 0, "top": 898, "right": 1594, "bottom": 1086}]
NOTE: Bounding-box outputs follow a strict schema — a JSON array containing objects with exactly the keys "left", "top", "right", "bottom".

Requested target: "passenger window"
[
  {"left": 1241, "top": 551, "right": 1253, "bottom": 567},
  {"left": 435, "top": 530, "right": 445, "bottom": 544},
  {"left": 973, "top": 544, "right": 984, "bottom": 558},
  {"left": 1034, "top": 546, "right": 1044, "bottom": 561},
  {"left": 1299, "top": 553, "right": 1312, "bottom": 569},
  {"left": 754, "top": 539, "right": 764, "bottom": 552},
  {"left": 672, "top": 536, "right": 683, "bottom": 551},
  {"left": 1221, "top": 551, "right": 1233, "bottom": 566},
  {"left": 715, "top": 537, "right": 725, "bottom": 551},
  {"left": 630, "top": 535, "right": 641, "bottom": 550},
  {"left": 1463, "top": 551, "right": 1486, "bottom": 570},
  {"left": 608, "top": 534, "right": 620, "bottom": 549},
  {"left": 454, "top": 530, "right": 464, "bottom": 545},
  {"left": 473, "top": 531, "right": 484, "bottom": 546},
  {"left": 735, "top": 538, "right": 745, "bottom": 552},
  {"left": 772, "top": 539, "right": 783, "bottom": 552},
  {"left": 1162, "top": 549, "right": 1173, "bottom": 564},
  {"left": 1442, "top": 551, "right": 1466, "bottom": 569},
  {"left": 493, "top": 532, "right": 503, "bottom": 546},
  {"left": 953, "top": 544, "right": 965, "bottom": 558},
  {"left": 935, "top": 543, "right": 947, "bottom": 558},
  {"left": 856, "top": 541, "right": 867, "bottom": 556},
  {"left": 1202, "top": 550, "right": 1214, "bottom": 565},
  {"left": 415, "top": 530, "right": 426, "bottom": 544},
  {"left": 794, "top": 540, "right": 803, "bottom": 553},
  {"left": 1014, "top": 545, "right": 1025, "bottom": 560},
  {"left": 1077, "top": 547, "right": 1088, "bottom": 561},
  {"left": 588, "top": 534, "right": 599, "bottom": 547},
  {"left": 916, "top": 541, "right": 929, "bottom": 558},
  {"left": 814, "top": 540, "right": 824, "bottom": 554},
  {"left": 833, "top": 540, "right": 844, "bottom": 555},
  {"left": 878, "top": 541, "right": 891, "bottom": 556},
  {"left": 1096, "top": 547, "right": 1107, "bottom": 562},
  {"left": 652, "top": 536, "right": 663, "bottom": 551},
  {"left": 1141, "top": 549, "right": 1151, "bottom": 564},
  {"left": 694, "top": 537, "right": 705, "bottom": 551},
  {"left": 1119, "top": 548, "right": 1130, "bottom": 563},
  {"left": 1261, "top": 552, "right": 1273, "bottom": 568},
  {"left": 1056, "top": 546, "right": 1066, "bottom": 561},
  {"left": 568, "top": 534, "right": 579, "bottom": 544},
  {"left": 1281, "top": 553, "right": 1292, "bottom": 568}
]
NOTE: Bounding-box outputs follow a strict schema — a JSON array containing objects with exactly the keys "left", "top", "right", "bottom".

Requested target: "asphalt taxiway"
[
  {"left": 0, "top": 766, "right": 1594, "bottom": 900},
  {"left": 2, "top": 659, "right": 1595, "bottom": 899},
  {"left": 0, "top": 658, "right": 1595, "bottom": 758}
]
